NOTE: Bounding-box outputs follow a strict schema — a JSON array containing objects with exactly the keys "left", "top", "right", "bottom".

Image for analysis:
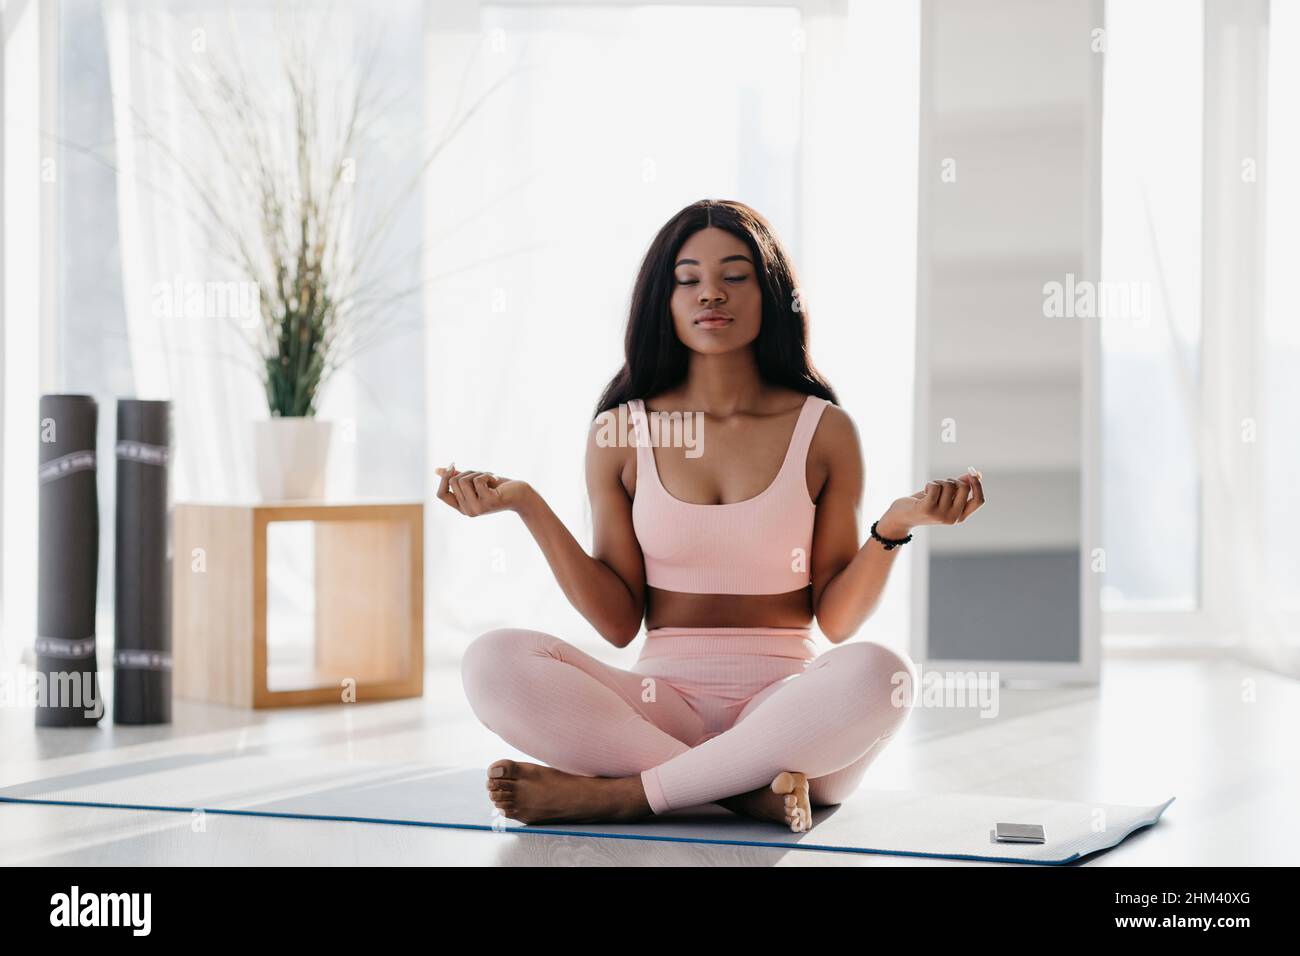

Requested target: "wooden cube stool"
[{"left": 173, "top": 502, "right": 423, "bottom": 708}]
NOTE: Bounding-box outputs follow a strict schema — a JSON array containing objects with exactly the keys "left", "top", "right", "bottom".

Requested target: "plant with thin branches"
[{"left": 132, "top": 14, "right": 521, "bottom": 417}]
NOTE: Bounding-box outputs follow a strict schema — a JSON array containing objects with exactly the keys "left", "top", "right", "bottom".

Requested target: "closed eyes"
[{"left": 676, "top": 275, "right": 749, "bottom": 285}]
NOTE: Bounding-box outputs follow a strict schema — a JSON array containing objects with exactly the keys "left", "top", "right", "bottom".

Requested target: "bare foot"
[
  {"left": 484, "top": 759, "right": 651, "bottom": 825},
  {"left": 718, "top": 771, "right": 813, "bottom": 832}
]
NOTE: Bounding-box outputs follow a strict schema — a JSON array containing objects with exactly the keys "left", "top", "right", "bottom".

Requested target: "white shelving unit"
[{"left": 911, "top": 0, "right": 1102, "bottom": 683}]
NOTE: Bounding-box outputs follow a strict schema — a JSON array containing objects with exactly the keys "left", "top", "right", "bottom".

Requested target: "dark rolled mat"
[
  {"left": 113, "top": 399, "right": 173, "bottom": 725},
  {"left": 35, "top": 394, "right": 103, "bottom": 727}
]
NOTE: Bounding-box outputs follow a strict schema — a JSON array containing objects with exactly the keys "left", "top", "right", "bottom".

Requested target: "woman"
[{"left": 438, "top": 199, "right": 984, "bottom": 832}]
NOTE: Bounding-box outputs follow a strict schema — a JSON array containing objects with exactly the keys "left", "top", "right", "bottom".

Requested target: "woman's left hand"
[{"left": 878, "top": 469, "right": 985, "bottom": 537}]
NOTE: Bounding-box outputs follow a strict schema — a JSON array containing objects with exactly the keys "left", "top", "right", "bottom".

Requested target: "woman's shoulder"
[
  {"left": 805, "top": 400, "right": 861, "bottom": 500},
  {"left": 586, "top": 408, "right": 638, "bottom": 496},
  {"left": 810, "top": 399, "right": 859, "bottom": 451}
]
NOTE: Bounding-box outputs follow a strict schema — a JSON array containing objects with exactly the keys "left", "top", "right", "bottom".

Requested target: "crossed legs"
[{"left": 460, "top": 627, "right": 916, "bottom": 827}]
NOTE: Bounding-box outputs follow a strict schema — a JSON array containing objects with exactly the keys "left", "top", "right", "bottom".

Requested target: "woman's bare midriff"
[{"left": 644, "top": 586, "right": 814, "bottom": 630}]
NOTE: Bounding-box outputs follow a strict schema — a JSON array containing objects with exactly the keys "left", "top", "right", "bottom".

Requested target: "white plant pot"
[{"left": 255, "top": 418, "right": 334, "bottom": 501}]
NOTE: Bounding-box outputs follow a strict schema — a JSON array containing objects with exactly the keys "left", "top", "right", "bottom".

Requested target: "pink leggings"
[{"left": 460, "top": 625, "right": 916, "bottom": 814}]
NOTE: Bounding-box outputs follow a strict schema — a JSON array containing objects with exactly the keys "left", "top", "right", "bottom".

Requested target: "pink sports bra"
[{"left": 628, "top": 395, "right": 831, "bottom": 595}]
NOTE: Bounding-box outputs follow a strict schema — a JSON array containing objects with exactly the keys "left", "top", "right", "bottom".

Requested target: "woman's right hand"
[{"left": 435, "top": 463, "right": 532, "bottom": 517}]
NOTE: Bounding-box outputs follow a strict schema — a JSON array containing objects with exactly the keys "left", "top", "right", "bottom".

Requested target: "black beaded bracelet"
[{"left": 870, "top": 519, "right": 913, "bottom": 550}]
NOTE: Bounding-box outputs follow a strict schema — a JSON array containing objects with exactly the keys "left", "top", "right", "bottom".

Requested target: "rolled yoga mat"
[
  {"left": 0, "top": 754, "right": 1175, "bottom": 865},
  {"left": 35, "top": 394, "right": 102, "bottom": 727},
  {"left": 112, "top": 399, "right": 173, "bottom": 725}
]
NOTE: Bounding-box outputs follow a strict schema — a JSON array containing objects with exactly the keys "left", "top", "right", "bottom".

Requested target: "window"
[
  {"left": 1099, "top": 0, "right": 1203, "bottom": 612},
  {"left": 2, "top": 0, "right": 428, "bottom": 662},
  {"left": 422, "top": 2, "right": 811, "bottom": 652}
]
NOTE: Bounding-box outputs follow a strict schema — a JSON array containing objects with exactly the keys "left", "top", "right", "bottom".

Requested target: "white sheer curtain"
[
  {"left": 1195, "top": 0, "right": 1298, "bottom": 678},
  {"left": 103, "top": 0, "right": 276, "bottom": 502},
  {"left": 0, "top": 0, "right": 49, "bottom": 665},
  {"left": 1222, "top": 0, "right": 1300, "bottom": 677},
  {"left": 421, "top": 1, "right": 920, "bottom": 663},
  {"left": 102, "top": 0, "right": 428, "bottom": 665},
  {"left": 1263, "top": 0, "right": 1300, "bottom": 641},
  {"left": 102, "top": 0, "right": 427, "bottom": 507}
]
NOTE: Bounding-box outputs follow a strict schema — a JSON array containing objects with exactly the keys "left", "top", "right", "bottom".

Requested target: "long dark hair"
[{"left": 595, "top": 199, "right": 838, "bottom": 416}]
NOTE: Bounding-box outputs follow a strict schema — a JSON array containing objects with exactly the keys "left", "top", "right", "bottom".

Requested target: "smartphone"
[{"left": 994, "top": 822, "right": 1046, "bottom": 844}]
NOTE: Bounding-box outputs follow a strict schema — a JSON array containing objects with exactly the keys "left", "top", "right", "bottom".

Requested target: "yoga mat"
[
  {"left": 35, "top": 394, "right": 102, "bottom": 727},
  {"left": 113, "top": 399, "right": 173, "bottom": 725},
  {"left": 0, "top": 754, "right": 1174, "bottom": 864}
]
